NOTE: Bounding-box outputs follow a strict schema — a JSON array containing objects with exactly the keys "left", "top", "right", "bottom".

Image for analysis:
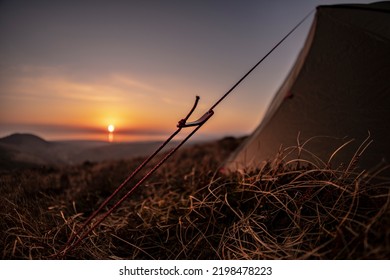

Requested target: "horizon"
[
  {"left": 0, "top": 130, "right": 237, "bottom": 143},
  {"left": 0, "top": 0, "right": 371, "bottom": 142}
]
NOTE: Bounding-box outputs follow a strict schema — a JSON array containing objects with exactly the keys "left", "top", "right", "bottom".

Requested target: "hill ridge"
[
  {"left": 0, "top": 133, "right": 49, "bottom": 146},
  {"left": 0, "top": 133, "right": 181, "bottom": 170}
]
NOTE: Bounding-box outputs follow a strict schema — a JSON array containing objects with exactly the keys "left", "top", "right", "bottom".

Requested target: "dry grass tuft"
[{"left": 0, "top": 137, "right": 389, "bottom": 259}]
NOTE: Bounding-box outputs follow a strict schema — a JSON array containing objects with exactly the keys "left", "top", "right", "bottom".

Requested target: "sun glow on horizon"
[
  {"left": 107, "top": 124, "right": 115, "bottom": 142},
  {"left": 107, "top": 124, "right": 115, "bottom": 133}
]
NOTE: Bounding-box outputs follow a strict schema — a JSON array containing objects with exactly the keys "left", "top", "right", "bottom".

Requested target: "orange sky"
[{"left": 1, "top": 66, "right": 262, "bottom": 141}]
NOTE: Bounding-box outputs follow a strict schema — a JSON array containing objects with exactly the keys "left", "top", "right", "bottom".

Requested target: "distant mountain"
[
  {"left": 0, "top": 133, "right": 177, "bottom": 171},
  {"left": 0, "top": 133, "right": 49, "bottom": 147},
  {"left": 0, "top": 133, "right": 57, "bottom": 169}
]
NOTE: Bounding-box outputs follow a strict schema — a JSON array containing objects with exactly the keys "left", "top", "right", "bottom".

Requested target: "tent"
[{"left": 225, "top": 2, "right": 390, "bottom": 174}]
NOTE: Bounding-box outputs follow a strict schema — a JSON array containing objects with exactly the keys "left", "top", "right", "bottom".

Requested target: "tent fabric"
[{"left": 225, "top": 2, "right": 390, "bottom": 174}]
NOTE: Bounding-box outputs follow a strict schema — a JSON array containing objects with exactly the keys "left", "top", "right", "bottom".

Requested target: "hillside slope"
[{"left": 0, "top": 133, "right": 178, "bottom": 170}]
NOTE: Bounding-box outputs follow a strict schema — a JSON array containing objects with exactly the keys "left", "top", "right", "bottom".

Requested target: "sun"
[{"left": 107, "top": 124, "right": 115, "bottom": 133}]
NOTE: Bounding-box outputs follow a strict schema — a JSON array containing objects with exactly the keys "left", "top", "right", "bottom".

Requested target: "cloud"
[
  {"left": 0, "top": 65, "right": 162, "bottom": 103},
  {"left": 110, "top": 74, "right": 158, "bottom": 93}
]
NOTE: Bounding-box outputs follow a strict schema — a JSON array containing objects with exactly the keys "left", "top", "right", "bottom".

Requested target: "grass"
[{"left": 0, "top": 136, "right": 389, "bottom": 259}]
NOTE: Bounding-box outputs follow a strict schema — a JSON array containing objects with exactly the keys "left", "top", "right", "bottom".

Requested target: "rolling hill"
[{"left": 0, "top": 133, "right": 178, "bottom": 170}]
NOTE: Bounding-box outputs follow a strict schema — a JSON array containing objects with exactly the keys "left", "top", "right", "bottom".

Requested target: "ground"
[{"left": 1, "top": 137, "right": 389, "bottom": 259}]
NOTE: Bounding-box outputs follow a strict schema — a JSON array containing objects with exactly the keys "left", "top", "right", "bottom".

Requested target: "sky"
[{"left": 0, "top": 0, "right": 372, "bottom": 142}]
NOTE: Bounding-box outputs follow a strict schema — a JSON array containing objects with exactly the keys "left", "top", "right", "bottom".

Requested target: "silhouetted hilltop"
[
  {"left": 0, "top": 133, "right": 50, "bottom": 147},
  {"left": 0, "top": 133, "right": 184, "bottom": 170},
  {"left": 0, "top": 133, "right": 55, "bottom": 169}
]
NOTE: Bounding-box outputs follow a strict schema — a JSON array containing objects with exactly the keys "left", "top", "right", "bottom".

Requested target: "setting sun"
[{"left": 107, "top": 124, "right": 115, "bottom": 133}]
